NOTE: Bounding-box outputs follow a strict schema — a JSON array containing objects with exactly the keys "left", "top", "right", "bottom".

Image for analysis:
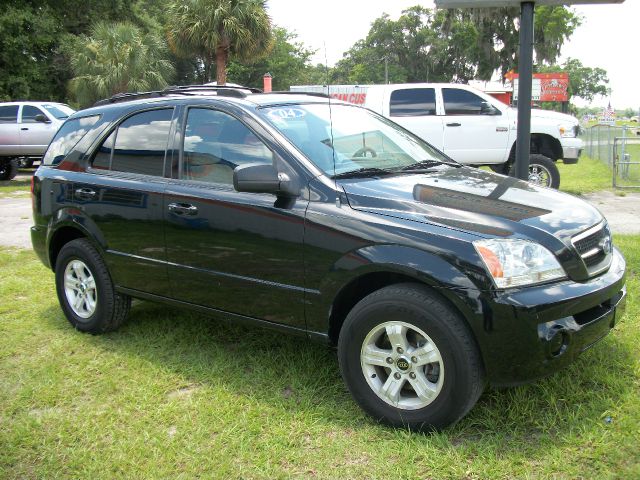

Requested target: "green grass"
[
  {"left": 0, "top": 178, "right": 30, "bottom": 198},
  {"left": 558, "top": 155, "right": 615, "bottom": 195},
  {"left": 1, "top": 241, "right": 639, "bottom": 479}
]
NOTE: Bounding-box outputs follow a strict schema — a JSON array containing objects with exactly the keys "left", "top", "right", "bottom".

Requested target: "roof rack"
[{"left": 92, "top": 84, "right": 262, "bottom": 107}]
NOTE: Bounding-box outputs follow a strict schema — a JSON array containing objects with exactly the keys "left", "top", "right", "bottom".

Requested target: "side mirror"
[
  {"left": 34, "top": 114, "right": 51, "bottom": 123},
  {"left": 233, "top": 163, "right": 299, "bottom": 197},
  {"left": 480, "top": 102, "right": 500, "bottom": 116}
]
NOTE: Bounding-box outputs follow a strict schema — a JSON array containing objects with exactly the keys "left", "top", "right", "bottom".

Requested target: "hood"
[
  {"left": 531, "top": 108, "right": 579, "bottom": 125},
  {"left": 340, "top": 166, "right": 602, "bottom": 247}
]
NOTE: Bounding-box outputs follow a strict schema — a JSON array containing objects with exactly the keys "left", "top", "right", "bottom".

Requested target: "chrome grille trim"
[
  {"left": 571, "top": 222, "right": 604, "bottom": 245},
  {"left": 571, "top": 222, "right": 612, "bottom": 276}
]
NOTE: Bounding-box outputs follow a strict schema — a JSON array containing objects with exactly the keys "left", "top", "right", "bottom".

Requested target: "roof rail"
[
  {"left": 92, "top": 84, "right": 262, "bottom": 107},
  {"left": 263, "top": 91, "right": 331, "bottom": 98}
]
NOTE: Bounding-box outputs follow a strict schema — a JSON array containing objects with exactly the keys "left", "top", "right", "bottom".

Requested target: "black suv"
[{"left": 31, "top": 85, "right": 626, "bottom": 430}]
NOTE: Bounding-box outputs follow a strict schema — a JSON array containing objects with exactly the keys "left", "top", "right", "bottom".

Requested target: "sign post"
[
  {"left": 514, "top": 1, "right": 534, "bottom": 181},
  {"left": 435, "top": 0, "right": 625, "bottom": 182}
]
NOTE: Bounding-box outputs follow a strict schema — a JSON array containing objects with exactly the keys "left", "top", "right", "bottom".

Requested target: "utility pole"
[{"left": 384, "top": 57, "right": 389, "bottom": 84}]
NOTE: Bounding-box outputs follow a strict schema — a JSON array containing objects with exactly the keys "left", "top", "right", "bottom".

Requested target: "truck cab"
[{"left": 291, "top": 83, "right": 583, "bottom": 189}]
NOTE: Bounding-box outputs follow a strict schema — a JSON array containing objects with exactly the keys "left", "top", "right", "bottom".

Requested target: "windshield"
[
  {"left": 42, "top": 104, "right": 75, "bottom": 119},
  {"left": 259, "top": 103, "right": 455, "bottom": 177}
]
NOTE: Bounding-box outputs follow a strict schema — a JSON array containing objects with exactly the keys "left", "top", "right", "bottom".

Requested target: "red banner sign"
[{"left": 508, "top": 72, "right": 570, "bottom": 102}]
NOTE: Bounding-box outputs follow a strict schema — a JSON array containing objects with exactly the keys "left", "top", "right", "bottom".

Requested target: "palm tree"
[
  {"left": 168, "top": 0, "right": 272, "bottom": 85},
  {"left": 67, "top": 22, "right": 175, "bottom": 106}
]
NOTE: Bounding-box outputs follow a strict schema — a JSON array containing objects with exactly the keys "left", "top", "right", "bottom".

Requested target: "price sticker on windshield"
[{"left": 267, "top": 108, "right": 307, "bottom": 121}]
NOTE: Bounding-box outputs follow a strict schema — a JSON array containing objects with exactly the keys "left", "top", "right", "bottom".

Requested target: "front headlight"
[
  {"left": 473, "top": 239, "right": 566, "bottom": 288},
  {"left": 559, "top": 123, "right": 578, "bottom": 138}
]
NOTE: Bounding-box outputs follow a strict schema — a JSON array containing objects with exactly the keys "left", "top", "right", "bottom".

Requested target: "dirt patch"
[{"left": 581, "top": 190, "right": 640, "bottom": 234}]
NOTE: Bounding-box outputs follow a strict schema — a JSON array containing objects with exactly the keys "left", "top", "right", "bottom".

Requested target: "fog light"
[{"left": 548, "top": 328, "right": 569, "bottom": 357}]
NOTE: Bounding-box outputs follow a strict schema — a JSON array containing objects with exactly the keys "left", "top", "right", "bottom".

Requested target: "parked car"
[
  {"left": 31, "top": 86, "right": 626, "bottom": 430},
  {"left": 290, "top": 83, "right": 584, "bottom": 189},
  {"left": 0, "top": 101, "right": 75, "bottom": 180}
]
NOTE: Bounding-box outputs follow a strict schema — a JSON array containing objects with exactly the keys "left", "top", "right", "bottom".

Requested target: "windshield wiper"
[
  {"left": 331, "top": 167, "right": 395, "bottom": 179},
  {"left": 394, "top": 159, "right": 454, "bottom": 172}
]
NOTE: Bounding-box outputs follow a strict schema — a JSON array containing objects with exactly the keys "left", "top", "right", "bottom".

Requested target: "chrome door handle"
[
  {"left": 75, "top": 188, "right": 96, "bottom": 199},
  {"left": 168, "top": 203, "right": 198, "bottom": 215}
]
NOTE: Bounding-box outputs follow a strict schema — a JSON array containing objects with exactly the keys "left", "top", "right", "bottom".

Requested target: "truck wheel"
[
  {"left": 0, "top": 158, "right": 18, "bottom": 181},
  {"left": 18, "top": 158, "right": 34, "bottom": 168},
  {"left": 337, "top": 283, "right": 485, "bottom": 431},
  {"left": 55, "top": 239, "right": 131, "bottom": 334},
  {"left": 509, "top": 154, "right": 560, "bottom": 189},
  {"left": 489, "top": 163, "right": 510, "bottom": 175}
]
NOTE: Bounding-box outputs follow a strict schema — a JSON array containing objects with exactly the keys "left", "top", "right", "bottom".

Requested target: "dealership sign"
[
  {"left": 435, "top": 0, "right": 624, "bottom": 7},
  {"left": 511, "top": 73, "right": 569, "bottom": 102}
]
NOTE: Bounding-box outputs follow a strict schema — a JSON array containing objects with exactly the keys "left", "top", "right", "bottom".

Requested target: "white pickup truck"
[{"left": 290, "top": 83, "right": 583, "bottom": 188}]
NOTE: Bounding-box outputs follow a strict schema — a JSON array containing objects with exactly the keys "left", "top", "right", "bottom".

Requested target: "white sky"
[{"left": 266, "top": 0, "right": 639, "bottom": 110}]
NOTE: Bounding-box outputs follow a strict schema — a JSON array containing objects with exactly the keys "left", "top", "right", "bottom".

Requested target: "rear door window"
[
  {"left": 0, "top": 105, "right": 18, "bottom": 123},
  {"left": 42, "top": 115, "right": 101, "bottom": 165},
  {"left": 109, "top": 109, "right": 173, "bottom": 176},
  {"left": 390, "top": 88, "right": 436, "bottom": 116}
]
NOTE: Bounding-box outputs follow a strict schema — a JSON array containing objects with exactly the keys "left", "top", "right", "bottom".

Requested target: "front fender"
[{"left": 305, "top": 243, "right": 486, "bottom": 335}]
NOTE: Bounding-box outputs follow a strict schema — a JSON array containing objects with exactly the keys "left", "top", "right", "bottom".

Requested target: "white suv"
[{"left": 0, "top": 101, "right": 75, "bottom": 180}]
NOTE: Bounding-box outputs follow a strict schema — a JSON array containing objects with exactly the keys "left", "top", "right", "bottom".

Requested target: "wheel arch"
[
  {"left": 48, "top": 223, "right": 102, "bottom": 270},
  {"left": 323, "top": 245, "right": 484, "bottom": 348},
  {"left": 508, "top": 133, "right": 563, "bottom": 161}
]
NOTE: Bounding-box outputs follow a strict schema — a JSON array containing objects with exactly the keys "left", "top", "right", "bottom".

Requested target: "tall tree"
[
  {"left": 167, "top": 0, "right": 272, "bottom": 85},
  {"left": 66, "top": 22, "right": 174, "bottom": 106},
  {"left": 0, "top": 5, "right": 62, "bottom": 101},
  {"left": 0, "top": 0, "right": 172, "bottom": 102},
  {"left": 332, "top": 5, "right": 581, "bottom": 85}
]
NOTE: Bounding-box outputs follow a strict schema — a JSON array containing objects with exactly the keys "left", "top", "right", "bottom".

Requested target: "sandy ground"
[{"left": 1, "top": 180, "right": 639, "bottom": 251}]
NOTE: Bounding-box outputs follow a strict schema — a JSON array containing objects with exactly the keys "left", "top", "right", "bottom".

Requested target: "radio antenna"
[{"left": 323, "top": 42, "right": 338, "bottom": 200}]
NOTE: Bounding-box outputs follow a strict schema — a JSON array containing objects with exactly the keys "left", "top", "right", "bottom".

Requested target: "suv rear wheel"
[
  {"left": 55, "top": 239, "right": 130, "bottom": 333},
  {"left": 337, "top": 283, "right": 485, "bottom": 431}
]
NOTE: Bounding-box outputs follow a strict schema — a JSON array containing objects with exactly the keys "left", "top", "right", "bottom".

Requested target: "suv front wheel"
[
  {"left": 338, "top": 283, "right": 485, "bottom": 431},
  {"left": 55, "top": 239, "right": 131, "bottom": 333}
]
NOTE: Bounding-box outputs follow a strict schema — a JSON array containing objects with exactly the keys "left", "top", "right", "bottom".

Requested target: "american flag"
[{"left": 603, "top": 102, "right": 616, "bottom": 120}]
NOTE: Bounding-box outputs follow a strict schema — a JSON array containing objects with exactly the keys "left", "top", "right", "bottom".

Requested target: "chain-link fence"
[{"left": 582, "top": 124, "right": 640, "bottom": 188}]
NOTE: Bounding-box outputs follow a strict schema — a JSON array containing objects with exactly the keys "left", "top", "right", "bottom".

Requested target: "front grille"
[
  {"left": 572, "top": 223, "right": 611, "bottom": 274},
  {"left": 574, "top": 229, "right": 603, "bottom": 256}
]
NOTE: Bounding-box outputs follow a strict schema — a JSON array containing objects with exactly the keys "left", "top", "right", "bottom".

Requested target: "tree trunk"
[{"left": 215, "top": 45, "right": 228, "bottom": 85}]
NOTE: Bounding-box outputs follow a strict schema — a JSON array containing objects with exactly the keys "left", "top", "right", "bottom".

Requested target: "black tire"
[
  {"left": 0, "top": 158, "right": 18, "bottom": 181},
  {"left": 55, "top": 238, "right": 131, "bottom": 334},
  {"left": 337, "top": 283, "right": 485, "bottom": 431},
  {"left": 488, "top": 163, "right": 510, "bottom": 175},
  {"left": 18, "top": 158, "right": 34, "bottom": 169},
  {"left": 509, "top": 154, "right": 560, "bottom": 189}
]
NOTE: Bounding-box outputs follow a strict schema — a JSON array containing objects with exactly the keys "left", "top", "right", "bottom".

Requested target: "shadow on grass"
[
  {"left": 41, "top": 298, "right": 636, "bottom": 450},
  {"left": 0, "top": 179, "right": 31, "bottom": 189}
]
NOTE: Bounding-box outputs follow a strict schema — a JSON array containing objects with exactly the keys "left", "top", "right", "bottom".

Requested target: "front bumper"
[
  {"left": 561, "top": 136, "right": 583, "bottom": 163},
  {"left": 473, "top": 247, "right": 626, "bottom": 386}
]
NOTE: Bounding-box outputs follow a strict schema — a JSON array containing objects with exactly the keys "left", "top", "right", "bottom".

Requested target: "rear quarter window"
[{"left": 43, "top": 115, "right": 101, "bottom": 166}]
